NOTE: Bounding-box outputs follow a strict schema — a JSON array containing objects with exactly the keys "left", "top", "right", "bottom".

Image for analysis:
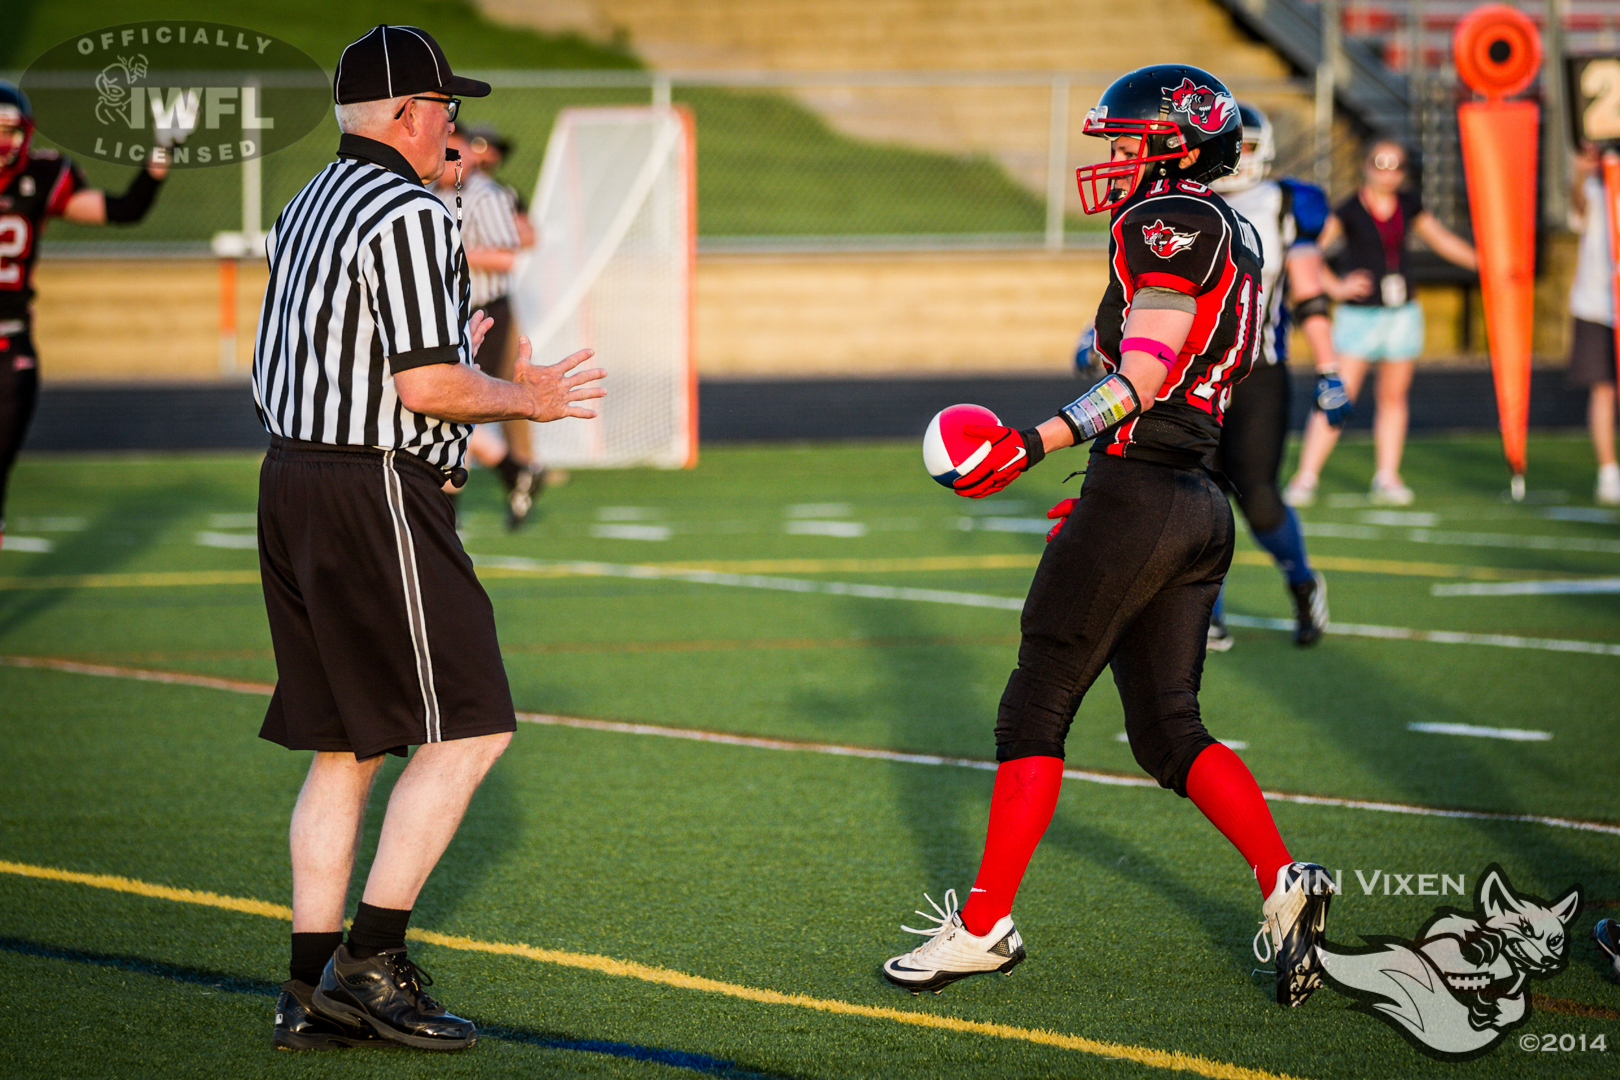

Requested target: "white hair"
[{"left": 333, "top": 96, "right": 408, "bottom": 135}]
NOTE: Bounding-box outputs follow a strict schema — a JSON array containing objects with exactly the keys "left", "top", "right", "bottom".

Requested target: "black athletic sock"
[
  {"left": 496, "top": 453, "right": 523, "bottom": 491},
  {"left": 289, "top": 930, "right": 344, "bottom": 986},
  {"left": 347, "top": 902, "right": 412, "bottom": 959}
]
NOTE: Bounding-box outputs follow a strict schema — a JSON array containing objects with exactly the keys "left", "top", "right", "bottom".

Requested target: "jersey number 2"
[{"left": 0, "top": 214, "right": 30, "bottom": 289}]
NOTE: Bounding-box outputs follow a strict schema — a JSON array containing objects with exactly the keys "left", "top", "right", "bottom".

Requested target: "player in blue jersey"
[{"left": 1205, "top": 103, "right": 1350, "bottom": 648}]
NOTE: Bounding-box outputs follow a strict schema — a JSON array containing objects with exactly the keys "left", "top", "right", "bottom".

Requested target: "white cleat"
[
  {"left": 1596, "top": 464, "right": 1620, "bottom": 507},
  {"left": 1368, "top": 474, "right": 1414, "bottom": 506},
  {"left": 881, "top": 889, "right": 1026, "bottom": 995},
  {"left": 1254, "top": 862, "right": 1336, "bottom": 1008}
]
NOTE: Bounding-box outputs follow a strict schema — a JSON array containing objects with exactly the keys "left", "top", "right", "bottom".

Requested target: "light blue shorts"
[{"left": 1331, "top": 302, "right": 1424, "bottom": 362}]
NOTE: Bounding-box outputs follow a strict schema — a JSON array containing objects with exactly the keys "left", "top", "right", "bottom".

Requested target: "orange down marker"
[{"left": 1453, "top": 4, "right": 1542, "bottom": 498}]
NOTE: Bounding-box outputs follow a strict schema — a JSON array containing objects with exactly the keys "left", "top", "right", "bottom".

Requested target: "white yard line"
[
  {"left": 6, "top": 653, "right": 1615, "bottom": 837},
  {"left": 1219, "top": 614, "right": 1620, "bottom": 657},
  {"left": 1302, "top": 522, "right": 1620, "bottom": 555},
  {"left": 1431, "top": 578, "right": 1620, "bottom": 596},
  {"left": 1408, "top": 722, "right": 1553, "bottom": 742},
  {"left": 474, "top": 555, "right": 1620, "bottom": 657}
]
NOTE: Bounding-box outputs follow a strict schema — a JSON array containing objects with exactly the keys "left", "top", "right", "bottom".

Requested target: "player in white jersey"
[{"left": 1205, "top": 103, "right": 1350, "bottom": 647}]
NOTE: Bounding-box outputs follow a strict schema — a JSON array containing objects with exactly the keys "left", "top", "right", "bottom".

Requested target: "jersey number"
[
  {"left": 0, "top": 214, "right": 29, "bottom": 289},
  {"left": 1188, "top": 276, "right": 1259, "bottom": 412}
]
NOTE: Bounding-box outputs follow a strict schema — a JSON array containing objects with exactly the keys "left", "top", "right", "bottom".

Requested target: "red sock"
[
  {"left": 958, "top": 756, "right": 1064, "bottom": 936},
  {"left": 1184, "top": 743, "right": 1292, "bottom": 896}
]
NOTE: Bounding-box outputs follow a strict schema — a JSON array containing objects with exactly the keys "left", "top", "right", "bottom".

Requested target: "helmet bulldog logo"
[
  {"left": 1164, "top": 78, "right": 1233, "bottom": 134},
  {"left": 1142, "top": 219, "right": 1197, "bottom": 259},
  {"left": 1317, "top": 865, "right": 1581, "bottom": 1060}
]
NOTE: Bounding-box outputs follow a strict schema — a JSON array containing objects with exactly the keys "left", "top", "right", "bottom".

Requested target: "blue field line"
[{"left": 0, "top": 937, "right": 790, "bottom": 1078}]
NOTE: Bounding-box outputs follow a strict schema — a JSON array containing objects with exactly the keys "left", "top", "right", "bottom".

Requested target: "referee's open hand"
[{"left": 513, "top": 337, "right": 606, "bottom": 422}]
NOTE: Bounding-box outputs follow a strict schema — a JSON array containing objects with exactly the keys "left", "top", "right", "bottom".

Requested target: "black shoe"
[
  {"left": 1290, "top": 571, "right": 1328, "bottom": 647},
  {"left": 273, "top": 979, "right": 383, "bottom": 1050},
  {"left": 1595, "top": 919, "right": 1620, "bottom": 982},
  {"left": 312, "top": 946, "right": 477, "bottom": 1051},
  {"left": 505, "top": 467, "right": 545, "bottom": 530}
]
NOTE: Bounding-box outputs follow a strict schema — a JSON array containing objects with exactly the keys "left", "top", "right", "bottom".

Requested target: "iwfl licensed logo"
[
  {"left": 1317, "top": 864, "right": 1582, "bottom": 1060},
  {"left": 20, "top": 22, "right": 328, "bottom": 168},
  {"left": 1163, "top": 78, "right": 1233, "bottom": 134}
]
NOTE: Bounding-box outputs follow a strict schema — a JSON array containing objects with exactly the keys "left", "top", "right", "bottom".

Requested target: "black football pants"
[
  {"left": 995, "top": 454, "right": 1232, "bottom": 796},
  {"left": 0, "top": 330, "right": 39, "bottom": 526},
  {"left": 1214, "top": 359, "right": 1291, "bottom": 535}
]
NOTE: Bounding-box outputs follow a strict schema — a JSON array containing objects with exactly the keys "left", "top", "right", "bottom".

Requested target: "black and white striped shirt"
[
  {"left": 253, "top": 133, "right": 472, "bottom": 470},
  {"left": 436, "top": 169, "right": 523, "bottom": 307}
]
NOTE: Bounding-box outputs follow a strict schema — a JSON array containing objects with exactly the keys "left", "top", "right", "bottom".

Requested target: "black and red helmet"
[
  {"left": 0, "top": 81, "right": 34, "bottom": 176},
  {"left": 1075, "top": 64, "right": 1243, "bottom": 214}
]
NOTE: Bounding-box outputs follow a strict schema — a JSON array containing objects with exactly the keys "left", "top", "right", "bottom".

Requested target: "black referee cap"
[{"left": 333, "top": 25, "right": 491, "bottom": 104}]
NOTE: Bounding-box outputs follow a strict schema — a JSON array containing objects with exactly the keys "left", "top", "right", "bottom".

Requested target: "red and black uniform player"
[
  {"left": 0, "top": 81, "right": 167, "bottom": 547},
  {"left": 881, "top": 64, "right": 1335, "bottom": 1009}
]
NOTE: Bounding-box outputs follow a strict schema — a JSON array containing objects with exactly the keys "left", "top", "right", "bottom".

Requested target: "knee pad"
[
  {"left": 995, "top": 666, "right": 1079, "bottom": 761},
  {"left": 1123, "top": 706, "right": 1218, "bottom": 796}
]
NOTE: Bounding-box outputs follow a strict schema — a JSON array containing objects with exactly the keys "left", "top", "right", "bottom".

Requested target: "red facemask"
[{"left": 1074, "top": 117, "right": 1184, "bottom": 215}]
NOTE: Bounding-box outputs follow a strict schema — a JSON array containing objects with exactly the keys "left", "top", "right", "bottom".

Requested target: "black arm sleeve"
[{"left": 103, "top": 169, "right": 164, "bottom": 224}]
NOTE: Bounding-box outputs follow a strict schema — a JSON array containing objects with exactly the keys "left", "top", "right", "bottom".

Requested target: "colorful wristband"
[
  {"left": 1059, "top": 372, "right": 1142, "bottom": 444},
  {"left": 1118, "top": 336, "right": 1177, "bottom": 371}
]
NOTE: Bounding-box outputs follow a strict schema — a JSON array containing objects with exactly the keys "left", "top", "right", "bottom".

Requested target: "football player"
[
  {"left": 881, "top": 65, "right": 1334, "bottom": 1009},
  {"left": 0, "top": 81, "right": 168, "bottom": 549},
  {"left": 1204, "top": 103, "right": 1348, "bottom": 649}
]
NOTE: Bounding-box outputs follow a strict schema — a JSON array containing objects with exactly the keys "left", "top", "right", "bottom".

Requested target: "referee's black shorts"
[{"left": 257, "top": 437, "right": 515, "bottom": 759}]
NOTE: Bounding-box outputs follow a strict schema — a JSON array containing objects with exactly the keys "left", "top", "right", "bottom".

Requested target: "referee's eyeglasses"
[{"left": 394, "top": 96, "right": 460, "bottom": 123}]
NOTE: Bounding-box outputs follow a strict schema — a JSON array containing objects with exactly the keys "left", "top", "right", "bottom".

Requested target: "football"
[{"left": 923, "top": 403, "right": 1001, "bottom": 488}]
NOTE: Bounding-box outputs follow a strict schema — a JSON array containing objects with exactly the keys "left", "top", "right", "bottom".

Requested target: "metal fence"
[{"left": 33, "top": 69, "right": 1317, "bottom": 257}]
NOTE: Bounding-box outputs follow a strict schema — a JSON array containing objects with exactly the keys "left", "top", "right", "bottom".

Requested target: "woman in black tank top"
[{"left": 1283, "top": 139, "right": 1476, "bottom": 507}]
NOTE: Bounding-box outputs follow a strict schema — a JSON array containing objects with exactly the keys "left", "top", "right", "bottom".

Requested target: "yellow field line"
[
  {"left": 0, "top": 552, "right": 1578, "bottom": 592},
  {"left": 0, "top": 857, "right": 1302, "bottom": 1080},
  {"left": 0, "top": 569, "right": 262, "bottom": 590}
]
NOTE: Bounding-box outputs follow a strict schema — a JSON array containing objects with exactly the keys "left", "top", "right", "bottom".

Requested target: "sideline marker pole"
[{"left": 1453, "top": 5, "right": 1543, "bottom": 499}]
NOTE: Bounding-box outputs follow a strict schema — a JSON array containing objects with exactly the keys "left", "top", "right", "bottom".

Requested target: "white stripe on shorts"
[{"left": 382, "top": 451, "right": 442, "bottom": 742}]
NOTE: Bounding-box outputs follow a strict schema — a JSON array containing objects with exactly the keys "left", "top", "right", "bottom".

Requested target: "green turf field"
[{"left": 2, "top": 434, "right": 1617, "bottom": 1079}]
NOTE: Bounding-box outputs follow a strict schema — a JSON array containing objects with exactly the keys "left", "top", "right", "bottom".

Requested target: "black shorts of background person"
[
  {"left": 994, "top": 454, "right": 1233, "bottom": 789},
  {"left": 1213, "top": 359, "right": 1292, "bottom": 536}
]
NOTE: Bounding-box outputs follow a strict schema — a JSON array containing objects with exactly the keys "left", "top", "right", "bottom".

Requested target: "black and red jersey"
[
  {"left": 0, "top": 150, "right": 88, "bottom": 321},
  {"left": 1090, "top": 178, "right": 1265, "bottom": 468}
]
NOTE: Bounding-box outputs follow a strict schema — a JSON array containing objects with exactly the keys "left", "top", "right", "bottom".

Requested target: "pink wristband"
[{"left": 1119, "top": 336, "right": 1177, "bottom": 371}]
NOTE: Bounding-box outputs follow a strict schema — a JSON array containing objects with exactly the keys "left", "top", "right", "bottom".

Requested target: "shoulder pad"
[
  {"left": 30, "top": 148, "right": 62, "bottom": 161},
  {"left": 1278, "top": 178, "right": 1329, "bottom": 242}
]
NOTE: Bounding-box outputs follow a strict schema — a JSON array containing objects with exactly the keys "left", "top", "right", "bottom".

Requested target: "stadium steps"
[{"left": 480, "top": 0, "right": 1316, "bottom": 197}]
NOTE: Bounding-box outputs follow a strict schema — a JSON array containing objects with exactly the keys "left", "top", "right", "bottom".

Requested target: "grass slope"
[
  {"left": 1, "top": 435, "right": 1617, "bottom": 1079},
  {"left": 12, "top": 0, "right": 1062, "bottom": 245}
]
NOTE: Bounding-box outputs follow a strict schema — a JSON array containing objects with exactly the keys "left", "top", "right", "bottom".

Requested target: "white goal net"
[{"left": 510, "top": 106, "right": 697, "bottom": 468}]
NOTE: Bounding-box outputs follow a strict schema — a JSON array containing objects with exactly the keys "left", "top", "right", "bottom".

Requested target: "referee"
[{"left": 255, "top": 25, "right": 603, "bottom": 1052}]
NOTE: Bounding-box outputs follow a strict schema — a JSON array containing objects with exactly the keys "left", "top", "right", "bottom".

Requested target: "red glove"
[
  {"left": 1045, "top": 498, "right": 1077, "bottom": 543},
  {"left": 953, "top": 424, "right": 1045, "bottom": 498}
]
